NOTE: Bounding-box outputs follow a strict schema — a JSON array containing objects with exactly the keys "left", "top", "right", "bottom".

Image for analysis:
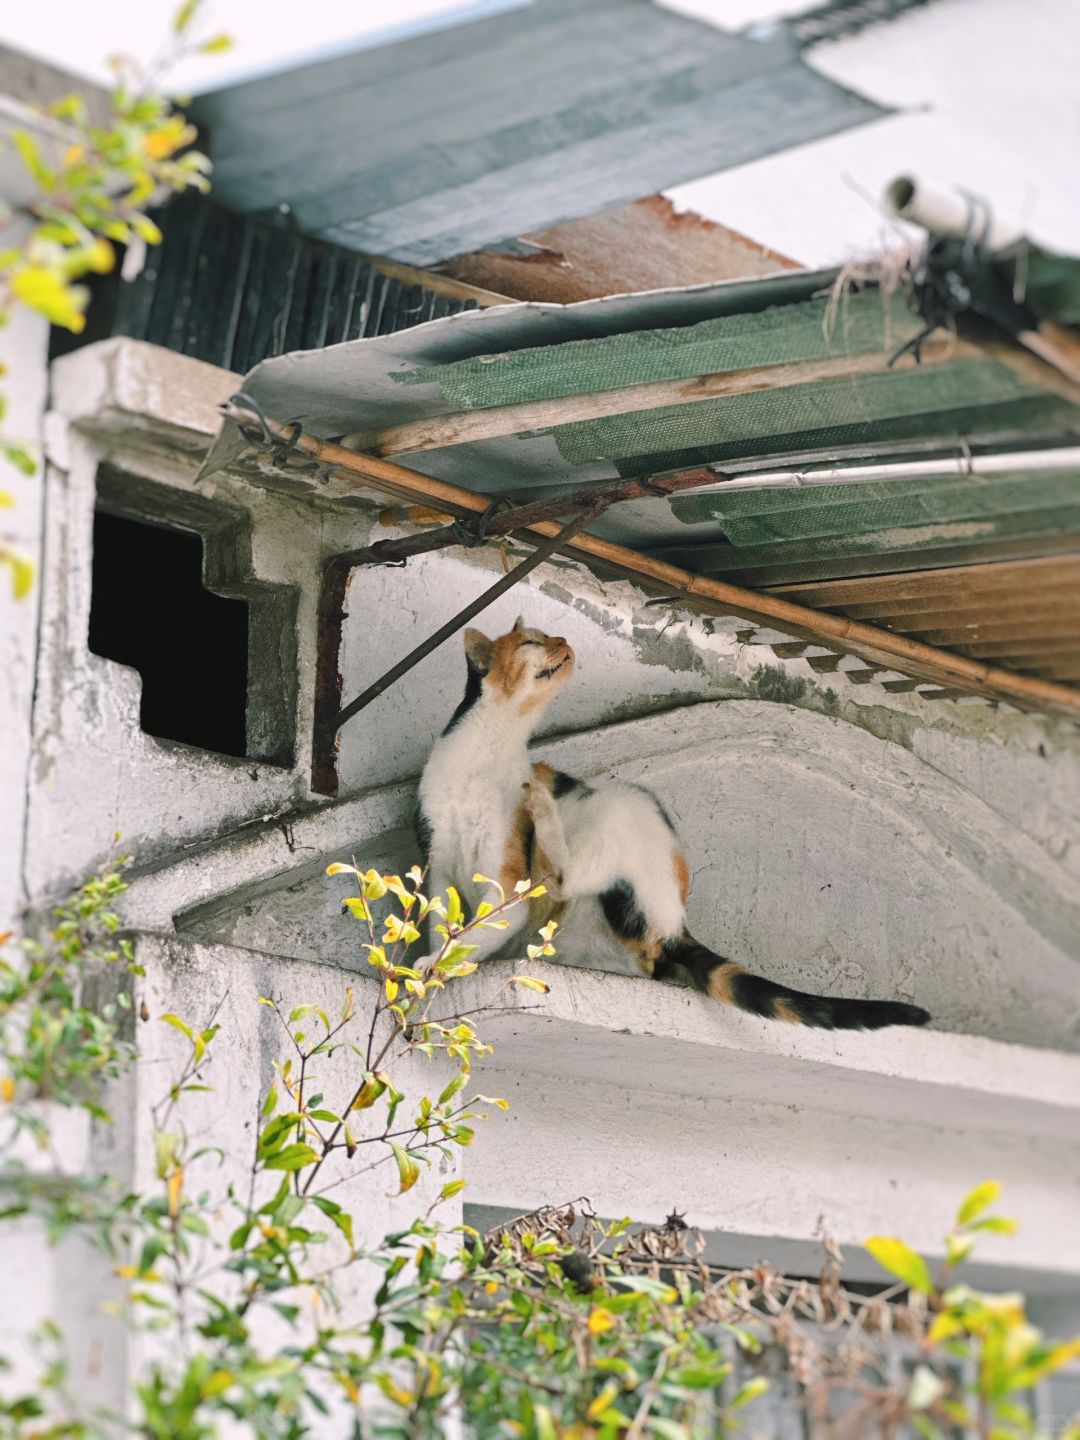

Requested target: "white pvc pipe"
[
  {"left": 689, "top": 446, "right": 1080, "bottom": 496},
  {"left": 883, "top": 175, "right": 1021, "bottom": 252}
]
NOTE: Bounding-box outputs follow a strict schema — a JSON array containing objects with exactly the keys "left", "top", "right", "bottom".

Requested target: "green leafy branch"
[
  {"left": 0, "top": 0, "right": 230, "bottom": 598},
  {"left": 866, "top": 1181, "right": 1080, "bottom": 1437}
]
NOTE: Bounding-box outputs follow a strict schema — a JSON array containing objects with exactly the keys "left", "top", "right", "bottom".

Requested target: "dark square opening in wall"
[{"left": 89, "top": 510, "right": 250, "bottom": 757}]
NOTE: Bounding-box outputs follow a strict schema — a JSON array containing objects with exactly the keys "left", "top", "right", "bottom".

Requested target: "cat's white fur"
[
  {"left": 418, "top": 618, "right": 685, "bottom": 965},
  {"left": 415, "top": 621, "right": 931, "bottom": 1031}
]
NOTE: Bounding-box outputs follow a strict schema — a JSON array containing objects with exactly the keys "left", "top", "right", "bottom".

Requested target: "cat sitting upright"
[{"left": 417, "top": 618, "right": 930, "bottom": 1032}]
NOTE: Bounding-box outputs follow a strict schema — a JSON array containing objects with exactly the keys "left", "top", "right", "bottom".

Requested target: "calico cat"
[{"left": 417, "top": 619, "right": 930, "bottom": 1032}]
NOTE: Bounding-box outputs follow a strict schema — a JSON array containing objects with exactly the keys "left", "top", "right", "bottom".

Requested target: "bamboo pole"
[
  {"left": 218, "top": 401, "right": 1080, "bottom": 721},
  {"left": 342, "top": 338, "right": 971, "bottom": 458}
]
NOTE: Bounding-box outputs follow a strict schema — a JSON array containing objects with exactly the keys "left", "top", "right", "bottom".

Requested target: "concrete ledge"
[
  {"left": 444, "top": 960, "right": 1080, "bottom": 1286},
  {"left": 460, "top": 959, "right": 1080, "bottom": 1142},
  {"left": 112, "top": 935, "right": 1080, "bottom": 1286},
  {"left": 49, "top": 338, "right": 238, "bottom": 447}
]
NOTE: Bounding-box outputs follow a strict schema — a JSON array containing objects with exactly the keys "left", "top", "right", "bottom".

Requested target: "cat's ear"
[
  {"left": 512, "top": 615, "right": 526, "bottom": 633},
  {"left": 463, "top": 628, "right": 494, "bottom": 674}
]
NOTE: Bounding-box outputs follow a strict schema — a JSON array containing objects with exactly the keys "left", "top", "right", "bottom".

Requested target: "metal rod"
[
  {"left": 680, "top": 446, "right": 1080, "bottom": 498},
  {"left": 332, "top": 503, "right": 606, "bottom": 730},
  {"left": 348, "top": 468, "right": 720, "bottom": 567}
]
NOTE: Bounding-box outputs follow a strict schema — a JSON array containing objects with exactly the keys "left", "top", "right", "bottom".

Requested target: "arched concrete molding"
[
  {"left": 141, "top": 699, "right": 1080, "bottom": 1052},
  {"left": 542, "top": 700, "right": 1080, "bottom": 1052},
  {"left": 93, "top": 466, "right": 299, "bottom": 767}
]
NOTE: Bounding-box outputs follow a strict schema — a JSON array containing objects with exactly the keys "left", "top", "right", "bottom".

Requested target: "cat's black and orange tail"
[{"left": 655, "top": 936, "right": 930, "bottom": 1032}]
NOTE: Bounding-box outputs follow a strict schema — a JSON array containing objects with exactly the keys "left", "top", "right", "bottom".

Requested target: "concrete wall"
[
  {"left": 5, "top": 337, "right": 1080, "bottom": 1419},
  {"left": 0, "top": 220, "right": 50, "bottom": 931},
  {"left": 20, "top": 340, "right": 1080, "bottom": 1048}
]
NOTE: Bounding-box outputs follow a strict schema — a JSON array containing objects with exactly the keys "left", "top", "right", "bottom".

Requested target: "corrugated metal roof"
[
  {"left": 189, "top": 0, "right": 885, "bottom": 266},
  {"left": 112, "top": 195, "right": 481, "bottom": 374},
  {"left": 203, "top": 253, "right": 1080, "bottom": 710}
]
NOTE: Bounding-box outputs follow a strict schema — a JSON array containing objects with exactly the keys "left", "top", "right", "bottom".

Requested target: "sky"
[
  {"left": 1, "top": 0, "right": 814, "bottom": 93},
  {"left": 0, "top": 0, "right": 510, "bottom": 93}
]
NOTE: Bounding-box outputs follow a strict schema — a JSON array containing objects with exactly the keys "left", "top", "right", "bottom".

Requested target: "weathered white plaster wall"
[
  {"left": 25, "top": 343, "right": 381, "bottom": 895},
  {"left": 6, "top": 337, "right": 1080, "bottom": 1424},
  {"left": 0, "top": 217, "right": 50, "bottom": 931},
  {"left": 18, "top": 338, "right": 1080, "bottom": 1053}
]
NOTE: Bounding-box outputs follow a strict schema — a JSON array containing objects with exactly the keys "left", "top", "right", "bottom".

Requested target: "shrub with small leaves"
[
  {"left": 0, "top": 860, "right": 1077, "bottom": 1439},
  {"left": 0, "top": 0, "right": 228, "bottom": 598},
  {"left": 0, "top": 854, "right": 137, "bottom": 1137},
  {"left": 864, "top": 1181, "right": 1080, "bottom": 1439}
]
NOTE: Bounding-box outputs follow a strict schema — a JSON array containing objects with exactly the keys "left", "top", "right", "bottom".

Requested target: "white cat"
[{"left": 417, "top": 619, "right": 929, "bottom": 1031}]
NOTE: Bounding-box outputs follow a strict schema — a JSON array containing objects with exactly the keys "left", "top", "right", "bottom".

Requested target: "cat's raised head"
[{"left": 463, "top": 617, "right": 574, "bottom": 714}]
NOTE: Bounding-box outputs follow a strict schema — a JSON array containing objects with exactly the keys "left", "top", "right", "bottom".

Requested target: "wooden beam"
[
  {"left": 343, "top": 337, "right": 973, "bottom": 459},
  {"left": 846, "top": 603, "right": 1080, "bottom": 629},
  {"left": 956, "top": 635, "right": 1080, "bottom": 660},
  {"left": 961, "top": 320, "right": 1080, "bottom": 408},
  {"left": 831, "top": 580, "right": 1080, "bottom": 622},
  {"left": 218, "top": 402, "right": 1080, "bottom": 722},
  {"left": 906, "top": 617, "right": 1080, "bottom": 646},
  {"left": 769, "top": 554, "right": 1080, "bottom": 607},
  {"left": 869, "top": 602, "right": 1080, "bottom": 632},
  {"left": 368, "top": 255, "right": 513, "bottom": 309}
]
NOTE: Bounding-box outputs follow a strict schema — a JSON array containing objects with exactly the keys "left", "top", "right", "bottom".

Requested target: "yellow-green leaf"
[
  {"left": 173, "top": 0, "right": 199, "bottom": 33},
  {"left": 160, "top": 1012, "right": 193, "bottom": 1041},
  {"left": 864, "top": 1236, "right": 934, "bottom": 1293},
  {"left": 945, "top": 1231, "right": 976, "bottom": 1266},
  {"left": 11, "top": 265, "right": 87, "bottom": 332},
  {"left": 966, "top": 1215, "right": 1018, "bottom": 1236},
  {"left": 389, "top": 1141, "right": 420, "bottom": 1194},
  {"left": 445, "top": 885, "right": 464, "bottom": 928},
  {"left": 1, "top": 547, "right": 34, "bottom": 599},
  {"left": 586, "top": 1382, "right": 620, "bottom": 1423},
  {"left": 263, "top": 1142, "right": 319, "bottom": 1172},
  {"left": 473, "top": 1094, "right": 509, "bottom": 1111},
  {"left": 509, "top": 975, "right": 550, "bottom": 994},
  {"left": 730, "top": 1376, "right": 769, "bottom": 1410},
  {"left": 957, "top": 1180, "right": 1001, "bottom": 1227},
  {"left": 350, "top": 1073, "right": 387, "bottom": 1111}
]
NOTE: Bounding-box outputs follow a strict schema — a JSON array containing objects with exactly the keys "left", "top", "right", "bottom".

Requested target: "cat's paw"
[{"left": 522, "top": 777, "right": 557, "bottom": 822}]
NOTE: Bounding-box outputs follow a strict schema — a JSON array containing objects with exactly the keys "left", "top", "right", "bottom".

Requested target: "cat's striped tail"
[{"left": 656, "top": 935, "right": 930, "bottom": 1031}]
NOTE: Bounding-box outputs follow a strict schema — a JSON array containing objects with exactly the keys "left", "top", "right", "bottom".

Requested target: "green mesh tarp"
[
  {"left": 610, "top": 393, "right": 1076, "bottom": 478},
  {"left": 546, "top": 358, "right": 1041, "bottom": 466},
  {"left": 654, "top": 505, "right": 1080, "bottom": 576},
  {"left": 675, "top": 472, "right": 1080, "bottom": 546},
  {"left": 388, "top": 271, "right": 1080, "bottom": 588},
  {"left": 396, "top": 292, "right": 922, "bottom": 409},
  {"left": 394, "top": 289, "right": 1058, "bottom": 483}
]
